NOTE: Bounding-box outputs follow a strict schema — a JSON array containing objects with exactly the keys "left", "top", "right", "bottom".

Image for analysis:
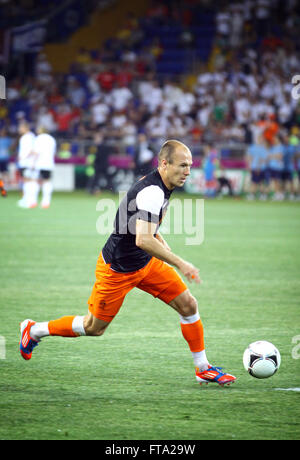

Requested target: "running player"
[{"left": 19, "top": 140, "right": 236, "bottom": 386}]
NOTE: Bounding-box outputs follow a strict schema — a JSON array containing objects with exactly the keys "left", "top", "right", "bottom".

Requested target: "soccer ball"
[{"left": 243, "top": 341, "right": 281, "bottom": 379}]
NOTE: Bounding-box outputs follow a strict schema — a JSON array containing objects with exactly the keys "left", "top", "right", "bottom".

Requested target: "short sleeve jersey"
[
  {"left": 247, "top": 144, "right": 268, "bottom": 171},
  {"left": 34, "top": 133, "right": 57, "bottom": 171},
  {"left": 18, "top": 131, "right": 36, "bottom": 168},
  {"left": 102, "top": 169, "right": 173, "bottom": 272},
  {"left": 268, "top": 144, "right": 284, "bottom": 171}
]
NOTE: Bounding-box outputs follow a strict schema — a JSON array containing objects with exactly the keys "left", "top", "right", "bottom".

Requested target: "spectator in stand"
[
  {"left": 277, "top": 93, "right": 294, "bottom": 128},
  {"left": 53, "top": 103, "right": 80, "bottom": 136},
  {"left": 97, "top": 65, "right": 116, "bottom": 92},
  {"left": 197, "top": 101, "right": 212, "bottom": 129},
  {"left": 109, "top": 81, "right": 133, "bottom": 112},
  {"left": 143, "top": 79, "right": 164, "bottom": 114},
  {"left": 228, "top": 2, "right": 244, "bottom": 48},
  {"left": 111, "top": 109, "right": 128, "bottom": 135},
  {"left": 149, "top": 37, "right": 164, "bottom": 61},
  {"left": 145, "top": 107, "right": 170, "bottom": 141},
  {"left": 47, "top": 83, "right": 64, "bottom": 106},
  {"left": 215, "top": 6, "right": 231, "bottom": 44},
  {"left": 2, "top": 0, "right": 300, "bottom": 205},
  {"left": 133, "top": 132, "right": 155, "bottom": 177},
  {"left": 146, "top": 0, "right": 169, "bottom": 26},
  {"left": 35, "top": 53, "right": 53, "bottom": 86},
  {"left": 66, "top": 77, "right": 87, "bottom": 108},
  {"left": 121, "top": 118, "right": 138, "bottom": 155},
  {"left": 36, "top": 106, "right": 57, "bottom": 133},
  {"left": 255, "top": 0, "right": 272, "bottom": 38},
  {"left": 87, "top": 72, "right": 101, "bottom": 96},
  {"left": 74, "top": 47, "right": 92, "bottom": 69},
  {"left": 90, "top": 95, "right": 110, "bottom": 128},
  {"left": 263, "top": 114, "right": 279, "bottom": 146},
  {"left": 115, "top": 64, "right": 134, "bottom": 88}
]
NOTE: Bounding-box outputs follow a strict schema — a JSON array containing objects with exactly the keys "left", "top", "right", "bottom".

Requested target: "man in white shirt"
[
  {"left": 33, "top": 126, "right": 57, "bottom": 208},
  {"left": 110, "top": 84, "right": 133, "bottom": 111},
  {"left": 17, "top": 121, "right": 36, "bottom": 208},
  {"left": 90, "top": 96, "right": 110, "bottom": 127}
]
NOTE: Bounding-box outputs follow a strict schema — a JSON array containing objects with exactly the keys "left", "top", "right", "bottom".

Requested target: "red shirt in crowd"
[{"left": 97, "top": 70, "right": 116, "bottom": 91}]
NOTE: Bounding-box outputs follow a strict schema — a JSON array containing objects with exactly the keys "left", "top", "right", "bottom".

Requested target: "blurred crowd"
[{"left": 0, "top": 0, "right": 300, "bottom": 190}]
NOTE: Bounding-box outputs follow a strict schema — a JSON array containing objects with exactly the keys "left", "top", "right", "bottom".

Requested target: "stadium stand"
[{"left": 0, "top": 0, "right": 300, "bottom": 195}]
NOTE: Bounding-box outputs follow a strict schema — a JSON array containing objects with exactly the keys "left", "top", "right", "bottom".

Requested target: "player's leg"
[
  {"left": 138, "top": 258, "right": 208, "bottom": 369},
  {"left": 83, "top": 311, "right": 110, "bottom": 336},
  {"left": 19, "top": 313, "right": 110, "bottom": 360},
  {"left": 31, "top": 311, "right": 109, "bottom": 338},
  {"left": 20, "top": 302, "right": 121, "bottom": 359},
  {"left": 40, "top": 171, "right": 53, "bottom": 208},
  {"left": 247, "top": 171, "right": 257, "bottom": 199},
  {"left": 138, "top": 257, "right": 236, "bottom": 385},
  {"left": 18, "top": 169, "right": 39, "bottom": 208},
  {"left": 0, "top": 163, "right": 8, "bottom": 197},
  {"left": 258, "top": 171, "right": 267, "bottom": 200},
  {"left": 169, "top": 290, "right": 236, "bottom": 385},
  {"left": 168, "top": 289, "right": 209, "bottom": 371},
  {"left": 19, "top": 253, "right": 133, "bottom": 359},
  {"left": 18, "top": 175, "right": 30, "bottom": 207}
]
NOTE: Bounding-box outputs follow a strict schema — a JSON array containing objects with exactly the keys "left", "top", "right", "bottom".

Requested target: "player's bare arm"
[
  {"left": 136, "top": 219, "right": 201, "bottom": 284},
  {"left": 155, "top": 231, "right": 171, "bottom": 251}
]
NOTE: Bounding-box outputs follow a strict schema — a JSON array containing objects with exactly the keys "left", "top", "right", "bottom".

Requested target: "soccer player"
[
  {"left": 202, "top": 144, "right": 219, "bottom": 198},
  {"left": 19, "top": 140, "right": 236, "bottom": 386},
  {"left": 267, "top": 136, "right": 284, "bottom": 201},
  {"left": 246, "top": 135, "right": 268, "bottom": 200},
  {"left": 33, "top": 126, "right": 57, "bottom": 208},
  {"left": 0, "top": 127, "right": 12, "bottom": 197},
  {"left": 17, "top": 121, "right": 36, "bottom": 208},
  {"left": 281, "top": 133, "right": 296, "bottom": 200}
]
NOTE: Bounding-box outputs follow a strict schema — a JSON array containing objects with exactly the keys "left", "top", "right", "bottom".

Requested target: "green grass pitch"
[{"left": 0, "top": 191, "right": 299, "bottom": 440}]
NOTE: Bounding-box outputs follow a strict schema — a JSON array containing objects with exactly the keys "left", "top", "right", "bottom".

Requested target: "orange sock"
[
  {"left": 180, "top": 317, "right": 205, "bottom": 353},
  {"left": 48, "top": 316, "right": 78, "bottom": 337}
]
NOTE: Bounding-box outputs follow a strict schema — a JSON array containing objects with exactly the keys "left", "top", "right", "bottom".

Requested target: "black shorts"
[
  {"left": 269, "top": 169, "right": 282, "bottom": 180},
  {"left": 281, "top": 170, "right": 293, "bottom": 182},
  {"left": 251, "top": 170, "right": 265, "bottom": 184},
  {"left": 0, "top": 160, "right": 9, "bottom": 173},
  {"left": 19, "top": 167, "right": 25, "bottom": 177},
  {"left": 39, "top": 170, "right": 52, "bottom": 180}
]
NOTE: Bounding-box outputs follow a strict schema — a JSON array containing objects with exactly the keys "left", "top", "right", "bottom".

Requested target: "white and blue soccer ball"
[{"left": 243, "top": 341, "right": 281, "bottom": 379}]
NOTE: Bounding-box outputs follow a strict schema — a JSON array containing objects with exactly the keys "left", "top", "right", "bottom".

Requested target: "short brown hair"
[{"left": 158, "top": 139, "right": 187, "bottom": 165}]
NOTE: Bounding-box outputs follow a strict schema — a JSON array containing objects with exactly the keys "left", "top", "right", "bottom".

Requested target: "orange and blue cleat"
[
  {"left": 19, "top": 319, "right": 38, "bottom": 360},
  {"left": 196, "top": 365, "right": 236, "bottom": 386}
]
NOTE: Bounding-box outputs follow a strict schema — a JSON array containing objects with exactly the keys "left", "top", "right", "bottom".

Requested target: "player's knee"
[
  {"left": 84, "top": 313, "right": 109, "bottom": 337},
  {"left": 85, "top": 324, "right": 107, "bottom": 337},
  {"left": 181, "top": 294, "right": 198, "bottom": 317}
]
